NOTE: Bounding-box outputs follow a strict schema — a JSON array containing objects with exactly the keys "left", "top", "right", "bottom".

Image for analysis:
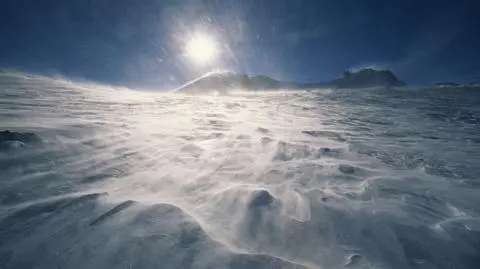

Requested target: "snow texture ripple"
[{"left": 1, "top": 72, "right": 480, "bottom": 269}]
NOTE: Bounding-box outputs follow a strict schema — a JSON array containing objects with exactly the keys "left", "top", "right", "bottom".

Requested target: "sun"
[{"left": 185, "top": 34, "right": 219, "bottom": 65}]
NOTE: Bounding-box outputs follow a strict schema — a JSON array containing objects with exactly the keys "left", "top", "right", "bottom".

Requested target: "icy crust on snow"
[{"left": 0, "top": 192, "right": 306, "bottom": 269}]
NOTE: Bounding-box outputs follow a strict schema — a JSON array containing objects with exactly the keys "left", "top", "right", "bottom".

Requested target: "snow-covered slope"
[{"left": 1, "top": 71, "right": 480, "bottom": 269}]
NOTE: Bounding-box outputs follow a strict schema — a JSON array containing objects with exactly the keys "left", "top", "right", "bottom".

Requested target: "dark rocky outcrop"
[
  {"left": 0, "top": 130, "right": 42, "bottom": 146},
  {"left": 328, "top": 68, "right": 406, "bottom": 89},
  {"left": 248, "top": 189, "right": 275, "bottom": 209}
]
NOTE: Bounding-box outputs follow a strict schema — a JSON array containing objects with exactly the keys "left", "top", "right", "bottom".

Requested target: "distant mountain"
[
  {"left": 172, "top": 72, "right": 296, "bottom": 94},
  {"left": 173, "top": 68, "right": 406, "bottom": 94},
  {"left": 328, "top": 68, "right": 406, "bottom": 89},
  {"left": 435, "top": 82, "right": 480, "bottom": 88}
]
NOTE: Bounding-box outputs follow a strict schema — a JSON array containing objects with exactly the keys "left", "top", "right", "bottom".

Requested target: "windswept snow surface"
[{"left": 1, "top": 72, "right": 480, "bottom": 269}]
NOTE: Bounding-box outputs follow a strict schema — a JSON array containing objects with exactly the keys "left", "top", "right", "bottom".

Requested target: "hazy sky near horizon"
[{"left": 1, "top": 0, "right": 479, "bottom": 89}]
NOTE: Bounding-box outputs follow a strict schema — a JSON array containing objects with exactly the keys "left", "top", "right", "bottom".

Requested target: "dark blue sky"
[{"left": 1, "top": 0, "right": 479, "bottom": 89}]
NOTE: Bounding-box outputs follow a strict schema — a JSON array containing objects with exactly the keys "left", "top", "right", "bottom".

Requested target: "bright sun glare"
[{"left": 185, "top": 34, "right": 219, "bottom": 65}]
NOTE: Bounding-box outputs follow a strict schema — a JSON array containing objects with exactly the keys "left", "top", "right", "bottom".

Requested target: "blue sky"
[{"left": 1, "top": 0, "right": 479, "bottom": 89}]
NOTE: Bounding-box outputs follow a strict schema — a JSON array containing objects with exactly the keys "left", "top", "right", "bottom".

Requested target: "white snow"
[{"left": 1, "top": 71, "right": 480, "bottom": 269}]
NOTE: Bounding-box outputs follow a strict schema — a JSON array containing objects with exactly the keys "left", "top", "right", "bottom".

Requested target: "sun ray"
[{"left": 185, "top": 34, "right": 219, "bottom": 65}]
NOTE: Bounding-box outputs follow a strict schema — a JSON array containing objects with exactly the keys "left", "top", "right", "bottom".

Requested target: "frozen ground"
[{"left": 1, "top": 72, "right": 480, "bottom": 269}]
